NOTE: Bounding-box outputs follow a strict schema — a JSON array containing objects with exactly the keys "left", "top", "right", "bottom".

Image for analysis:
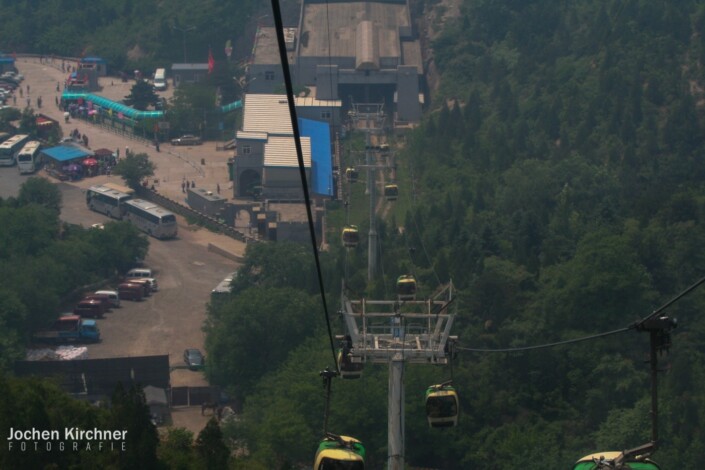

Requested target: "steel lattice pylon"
[{"left": 339, "top": 282, "right": 457, "bottom": 470}]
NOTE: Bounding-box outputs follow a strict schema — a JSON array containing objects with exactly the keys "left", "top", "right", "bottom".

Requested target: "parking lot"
[{"left": 2, "top": 57, "right": 250, "bottom": 433}]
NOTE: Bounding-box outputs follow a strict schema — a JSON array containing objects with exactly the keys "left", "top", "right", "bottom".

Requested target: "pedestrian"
[
  {"left": 155, "top": 140, "right": 160, "bottom": 152},
  {"left": 55, "top": 96, "right": 58, "bottom": 106},
  {"left": 181, "top": 182, "right": 186, "bottom": 193},
  {"left": 216, "top": 183, "right": 220, "bottom": 194},
  {"left": 56, "top": 82, "right": 60, "bottom": 92},
  {"left": 26, "top": 97, "right": 30, "bottom": 108},
  {"left": 116, "top": 148, "right": 120, "bottom": 159},
  {"left": 19, "top": 88, "right": 23, "bottom": 98},
  {"left": 191, "top": 180, "right": 195, "bottom": 188},
  {"left": 125, "top": 146, "right": 129, "bottom": 157},
  {"left": 83, "top": 135, "right": 88, "bottom": 147},
  {"left": 26, "top": 84, "right": 30, "bottom": 94},
  {"left": 37, "top": 96, "right": 42, "bottom": 108}
]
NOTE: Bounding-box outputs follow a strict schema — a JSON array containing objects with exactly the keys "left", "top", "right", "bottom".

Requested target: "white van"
[
  {"left": 153, "top": 68, "right": 166, "bottom": 91},
  {"left": 95, "top": 290, "right": 120, "bottom": 308},
  {"left": 126, "top": 268, "right": 154, "bottom": 279}
]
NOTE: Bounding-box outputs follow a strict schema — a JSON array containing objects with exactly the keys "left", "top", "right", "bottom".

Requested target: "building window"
[
  {"left": 265, "top": 71, "right": 275, "bottom": 80},
  {"left": 321, "top": 111, "right": 331, "bottom": 120},
  {"left": 242, "top": 145, "right": 251, "bottom": 155}
]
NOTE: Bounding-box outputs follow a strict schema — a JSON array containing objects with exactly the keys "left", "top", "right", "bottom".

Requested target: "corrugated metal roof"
[
  {"left": 236, "top": 131, "right": 268, "bottom": 140},
  {"left": 243, "top": 94, "right": 294, "bottom": 135},
  {"left": 264, "top": 136, "right": 311, "bottom": 167},
  {"left": 294, "top": 95, "right": 342, "bottom": 107},
  {"left": 172, "top": 63, "right": 209, "bottom": 70}
]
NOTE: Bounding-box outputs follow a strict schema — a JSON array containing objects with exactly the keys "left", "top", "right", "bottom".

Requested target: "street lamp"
[{"left": 172, "top": 25, "right": 196, "bottom": 63}]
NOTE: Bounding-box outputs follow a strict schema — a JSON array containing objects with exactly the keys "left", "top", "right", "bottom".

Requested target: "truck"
[
  {"left": 73, "top": 298, "right": 107, "bottom": 318},
  {"left": 33, "top": 315, "right": 100, "bottom": 344},
  {"left": 153, "top": 68, "right": 166, "bottom": 91}
]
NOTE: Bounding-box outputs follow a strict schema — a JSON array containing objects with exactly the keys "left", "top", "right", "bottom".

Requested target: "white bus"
[
  {"left": 86, "top": 185, "right": 132, "bottom": 220},
  {"left": 124, "top": 199, "right": 177, "bottom": 239},
  {"left": 17, "top": 140, "right": 42, "bottom": 174},
  {"left": 0, "top": 134, "right": 29, "bottom": 166}
]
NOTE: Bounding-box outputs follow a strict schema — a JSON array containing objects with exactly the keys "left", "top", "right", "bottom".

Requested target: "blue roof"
[
  {"left": 81, "top": 57, "right": 106, "bottom": 63},
  {"left": 0, "top": 57, "right": 14, "bottom": 64},
  {"left": 42, "top": 145, "right": 92, "bottom": 162},
  {"left": 299, "top": 118, "right": 332, "bottom": 197}
]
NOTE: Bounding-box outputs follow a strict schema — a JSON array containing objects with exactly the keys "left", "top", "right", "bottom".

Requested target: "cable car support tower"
[{"left": 340, "top": 283, "right": 457, "bottom": 470}]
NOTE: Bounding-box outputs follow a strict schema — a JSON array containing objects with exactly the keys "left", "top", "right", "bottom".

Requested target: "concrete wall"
[
  {"left": 247, "top": 63, "right": 284, "bottom": 94},
  {"left": 395, "top": 65, "right": 421, "bottom": 122},
  {"left": 315, "top": 65, "right": 339, "bottom": 100},
  {"left": 296, "top": 106, "right": 341, "bottom": 128}
]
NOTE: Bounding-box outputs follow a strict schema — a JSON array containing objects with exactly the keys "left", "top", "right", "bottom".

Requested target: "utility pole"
[
  {"left": 173, "top": 25, "right": 196, "bottom": 63},
  {"left": 340, "top": 283, "right": 457, "bottom": 470}
]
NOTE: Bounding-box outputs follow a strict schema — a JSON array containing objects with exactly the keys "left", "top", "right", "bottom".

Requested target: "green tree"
[
  {"left": 18, "top": 107, "right": 38, "bottom": 136},
  {"left": 205, "top": 287, "right": 318, "bottom": 398},
  {"left": 17, "top": 176, "right": 62, "bottom": 214},
  {"left": 109, "top": 383, "right": 160, "bottom": 470},
  {"left": 195, "top": 417, "right": 230, "bottom": 470},
  {"left": 167, "top": 83, "right": 219, "bottom": 137},
  {"left": 113, "top": 152, "right": 156, "bottom": 189},
  {"left": 124, "top": 79, "right": 160, "bottom": 110},
  {"left": 158, "top": 427, "right": 197, "bottom": 470}
]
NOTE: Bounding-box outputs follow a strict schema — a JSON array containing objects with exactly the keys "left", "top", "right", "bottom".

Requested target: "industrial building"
[
  {"left": 246, "top": 0, "right": 424, "bottom": 125},
  {"left": 233, "top": 93, "right": 334, "bottom": 201}
]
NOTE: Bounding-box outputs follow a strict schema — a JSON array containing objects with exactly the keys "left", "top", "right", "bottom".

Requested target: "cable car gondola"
[
  {"left": 345, "top": 168, "right": 359, "bottom": 183},
  {"left": 425, "top": 382, "right": 459, "bottom": 428},
  {"left": 572, "top": 452, "right": 661, "bottom": 470},
  {"left": 384, "top": 184, "right": 398, "bottom": 201},
  {"left": 337, "top": 335, "right": 363, "bottom": 379},
  {"left": 396, "top": 275, "right": 417, "bottom": 301},
  {"left": 314, "top": 433, "right": 365, "bottom": 470},
  {"left": 342, "top": 225, "right": 360, "bottom": 248},
  {"left": 337, "top": 349, "right": 363, "bottom": 379}
]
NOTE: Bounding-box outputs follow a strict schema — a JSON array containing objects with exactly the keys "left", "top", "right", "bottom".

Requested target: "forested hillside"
[
  {"left": 211, "top": 1, "right": 705, "bottom": 468},
  {"left": 0, "top": 0, "right": 262, "bottom": 72},
  {"left": 4, "top": 0, "right": 705, "bottom": 468}
]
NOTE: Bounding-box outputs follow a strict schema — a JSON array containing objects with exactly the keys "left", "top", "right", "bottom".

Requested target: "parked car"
[
  {"left": 118, "top": 282, "right": 144, "bottom": 301},
  {"left": 126, "top": 278, "right": 152, "bottom": 297},
  {"left": 95, "top": 290, "right": 120, "bottom": 308},
  {"left": 82, "top": 293, "right": 112, "bottom": 312},
  {"left": 73, "top": 299, "right": 106, "bottom": 319},
  {"left": 170, "top": 134, "right": 202, "bottom": 146},
  {"left": 125, "top": 268, "right": 154, "bottom": 279},
  {"left": 184, "top": 348, "right": 205, "bottom": 370}
]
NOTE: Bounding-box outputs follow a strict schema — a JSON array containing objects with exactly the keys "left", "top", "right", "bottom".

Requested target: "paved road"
[
  {"left": 2, "top": 59, "right": 249, "bottom": 384},
  {"left": 14, "top": 56, "right": 235, "bottom": 203}
]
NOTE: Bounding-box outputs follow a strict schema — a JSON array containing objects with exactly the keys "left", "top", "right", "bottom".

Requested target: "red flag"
[{"left": 208, "top": 47, "right": 215, "bottom": 74}]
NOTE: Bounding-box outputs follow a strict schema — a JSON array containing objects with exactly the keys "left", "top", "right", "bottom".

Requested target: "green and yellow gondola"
[
  {"left": 314, "top": 434, "right": 365, "bottom": 470},
  {"left": 396, "top": 275, "right": 417, "bottom": 301},
  {"left": 425, "top": 383, "right": 459, "bottom": 428},
  {"left": 572, "top": 452, "right": 661, "bottom": 470},
  {"left": 384, "top": 184, "right": 398, "bottom": 201},
  {"left": 342, "top": 225, "right": 360, "bottom": 248},
  {"left": 345, "top": 167, "right": 359, "bottom": 183}
]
